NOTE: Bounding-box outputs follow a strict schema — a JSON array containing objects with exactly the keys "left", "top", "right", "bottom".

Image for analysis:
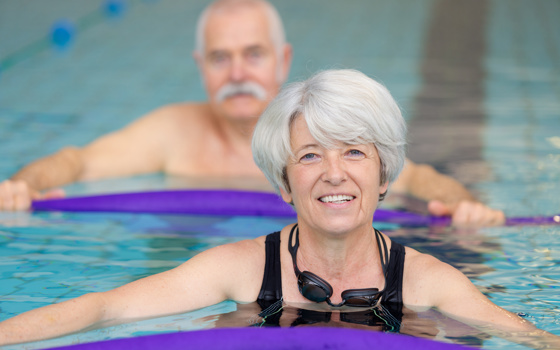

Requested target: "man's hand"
[
  {"left": 428, "top": 199, "right": 506, "bottom": 227},
  {"left": 0, "top": 180, "right": 65, "bottom": 211}
]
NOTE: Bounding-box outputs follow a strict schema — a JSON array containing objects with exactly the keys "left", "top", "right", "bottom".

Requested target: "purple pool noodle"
[
  {"left": 32, "top": 190, "right": 297, "bottom": 217},
  {"left": 46, "top": 327, "right": 474, "bottom": 350},
  {"left": 505, "top": 216, "right": 559, "bottom": 225},
  {"left": 32, "top": 189, "right": 559, "bottom": 226},
  {"left": 32, "top": 189, "right": 414, "bottom": 221}
]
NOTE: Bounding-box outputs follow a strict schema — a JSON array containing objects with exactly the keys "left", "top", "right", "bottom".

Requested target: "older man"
[{"left": 0, "top": 0, "right": 503, "bottom": 226}]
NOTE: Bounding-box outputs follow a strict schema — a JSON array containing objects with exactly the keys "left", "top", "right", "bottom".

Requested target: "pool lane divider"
[
  {"left": 31, "top": 189, "right": 560, "bottom": 226},
  {"left": 0, "top": 0, "right": 135, "bottom": 73},
  {"left": 46, "top": 327, "right": 475, "bottom": 350}
]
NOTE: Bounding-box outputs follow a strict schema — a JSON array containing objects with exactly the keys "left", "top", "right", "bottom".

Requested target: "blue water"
[{"left": 0, "top": 0, "right": 559, "bottom": 349}]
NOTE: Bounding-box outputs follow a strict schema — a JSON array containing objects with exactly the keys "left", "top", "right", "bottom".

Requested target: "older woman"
[{"left": 0, "top": 70, "right": 556, "bottom": 347}]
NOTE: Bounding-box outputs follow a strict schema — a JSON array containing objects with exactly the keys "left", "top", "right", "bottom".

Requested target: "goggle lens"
[
  {"left": 341, "top": 288, "right": 381, "bottom": 307},
  {"left": 301, "top": 282, "right": 329, "bottom": 302}
]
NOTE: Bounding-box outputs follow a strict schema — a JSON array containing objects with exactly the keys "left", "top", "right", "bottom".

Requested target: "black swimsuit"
[{"left": 256, "top": 230, "right": 406, "bottom": 330}]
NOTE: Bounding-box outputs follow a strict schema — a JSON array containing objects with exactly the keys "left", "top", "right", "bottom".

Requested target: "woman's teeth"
[{"left": 319, "top": 195, "right": 354, "bottom": 204}]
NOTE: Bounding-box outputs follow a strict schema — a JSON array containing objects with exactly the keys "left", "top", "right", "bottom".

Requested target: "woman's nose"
[{"left": 321, "top": 156, "right": 347, "bottom": 185}]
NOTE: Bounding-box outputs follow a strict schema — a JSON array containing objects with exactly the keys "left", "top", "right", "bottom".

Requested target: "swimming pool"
[{"left": 0, "top": 0, "right": 559, "bottom": 349}]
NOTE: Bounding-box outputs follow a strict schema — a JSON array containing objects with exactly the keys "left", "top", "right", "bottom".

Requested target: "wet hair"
[{"left": 252, "top": 69, "right": 407, "bottom": 200}]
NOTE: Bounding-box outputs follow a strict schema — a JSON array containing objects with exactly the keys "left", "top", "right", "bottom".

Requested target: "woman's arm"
[
  {"left": 0, "top": 293, "right": 107, "bottom": 345},
  {"left": 0, "top": 238, "right": 264, "bottom": 346},
  {"left": 404, "top": 250, "right": 560, "bottom": 348}
]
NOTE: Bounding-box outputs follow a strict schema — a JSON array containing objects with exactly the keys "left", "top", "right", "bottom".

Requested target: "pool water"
[
  {"left": 0, "top": 210, "right": 558, "bottom": 349},
  {"left": 0, "top": 0, "right": 559, "bottom": 349}
]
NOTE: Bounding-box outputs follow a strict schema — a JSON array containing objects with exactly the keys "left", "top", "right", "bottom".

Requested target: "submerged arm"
[
  {"left": 0, "top": 239, "right": 264, "bottom": 345},
  {"left": 0, "top": 292, "right": 109, "bottom": 345},
  {"left": 406, "top": 251, "right": 560, "bottom": 348}
]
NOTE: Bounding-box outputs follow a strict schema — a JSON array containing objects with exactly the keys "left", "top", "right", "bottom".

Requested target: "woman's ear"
[
  {"left": 279, "top": 186, "right": 293, "bottom": 204},
  {"left": 379, "top": 181, "right": 389, "bottom": 195}
]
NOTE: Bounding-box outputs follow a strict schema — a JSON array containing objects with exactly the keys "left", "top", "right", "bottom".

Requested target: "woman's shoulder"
[
  {"left": 403, "top": 246, "right": 444, "bottom": 273},
  {"left": 180, "top": 235, "right": 270, "bottom": 303},
  {"left": 401, "top": 245, "right": 470, "bottom": 307},
  {"left": 403, "top": 245, "right": 461, "bottom": 278},
  {"left": 206, "top": 235, "right": 268, "bottom": 262}
]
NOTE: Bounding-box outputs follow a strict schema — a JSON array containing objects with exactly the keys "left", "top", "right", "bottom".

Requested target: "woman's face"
[{"left": 280, "top": 117, "right": 388, "bottom": 235}]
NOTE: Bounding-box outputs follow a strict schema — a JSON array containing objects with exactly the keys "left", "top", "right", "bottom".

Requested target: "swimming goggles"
[{"left": 288, "top": 224, "right": 388, "bottom": 308}]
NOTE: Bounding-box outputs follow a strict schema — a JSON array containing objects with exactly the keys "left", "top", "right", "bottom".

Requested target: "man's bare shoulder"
[
  {"left": 119, "top": 102, "right": 216, "bottom": 151},
  {"left": 138, "top": 102, "right": 214, "bottom": 127}
]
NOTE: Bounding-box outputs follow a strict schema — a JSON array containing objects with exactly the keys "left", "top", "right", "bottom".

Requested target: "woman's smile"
[{"left": 318, "top": 194, "right": 356, "bottom": 204}]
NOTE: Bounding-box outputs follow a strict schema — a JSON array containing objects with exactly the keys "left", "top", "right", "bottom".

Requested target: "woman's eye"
[
  {"left": 347, "top": 149, "right": 365, "bottom": 158},
  {"left": 300, "top": 153, "right": 318, "bottom": 162}
]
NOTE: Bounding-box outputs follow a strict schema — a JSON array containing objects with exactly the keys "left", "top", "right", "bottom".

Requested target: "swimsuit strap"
[
  {"left": 257, "top": 231, "right": 282, "bottom": 305},
  {"left": 380, "top": 240, "right": 405, "bottom": 305},
  {"left": 374, "top": 228, "right": 389, "bottom": 277},
  {"left": 258, "top": 226, "right": 405, "bottom": 306},
  {"left": 256, "top": 231, "right": 284, "bottom": 326}
]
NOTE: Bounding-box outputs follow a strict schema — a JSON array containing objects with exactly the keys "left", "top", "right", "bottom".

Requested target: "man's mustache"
[{"left": 216, "top": 82, "right": 267, "bottom": 102}]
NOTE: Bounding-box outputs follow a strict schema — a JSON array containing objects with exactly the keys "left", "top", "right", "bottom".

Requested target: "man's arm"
[
  {"left": 11, "top": 147, "right": 84, "bottom": 191},
  {"left": 0, "top": 147, "right": 82, "bottom": 210},
  {"left": 0, "top": 106, "right": 177, "bottom": 211},
  {"left": 392, "top": 159, "right": 505, "bottom": 226}
]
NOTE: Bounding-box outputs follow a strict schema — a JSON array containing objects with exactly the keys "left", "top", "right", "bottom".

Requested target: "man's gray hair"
[
  {"left": 252, "top": 69, "right": 407, "bottom": 197},
  {"left": 195, "top": 0, "right": 286, "bottom": 55}
]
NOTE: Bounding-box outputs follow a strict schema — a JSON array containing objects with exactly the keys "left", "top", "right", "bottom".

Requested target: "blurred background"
[
  {"left": 1, "top": 0, "right": 559, "bottom": 216},
  {"left": 0, "top": 0, "right": 558, "bottom": 213}
]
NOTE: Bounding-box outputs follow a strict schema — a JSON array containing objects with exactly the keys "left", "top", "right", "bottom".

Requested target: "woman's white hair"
[{"left": 252, "top": 69, "right": 407, "bottom": 199}]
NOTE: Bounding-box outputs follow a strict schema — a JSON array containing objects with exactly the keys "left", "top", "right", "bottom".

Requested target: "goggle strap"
[
  {"left": 290, "top": 224, "right": 389, "bottom": 307},
  {"left": 326, "top": 298, "right": 345, "bottom": 308}
]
